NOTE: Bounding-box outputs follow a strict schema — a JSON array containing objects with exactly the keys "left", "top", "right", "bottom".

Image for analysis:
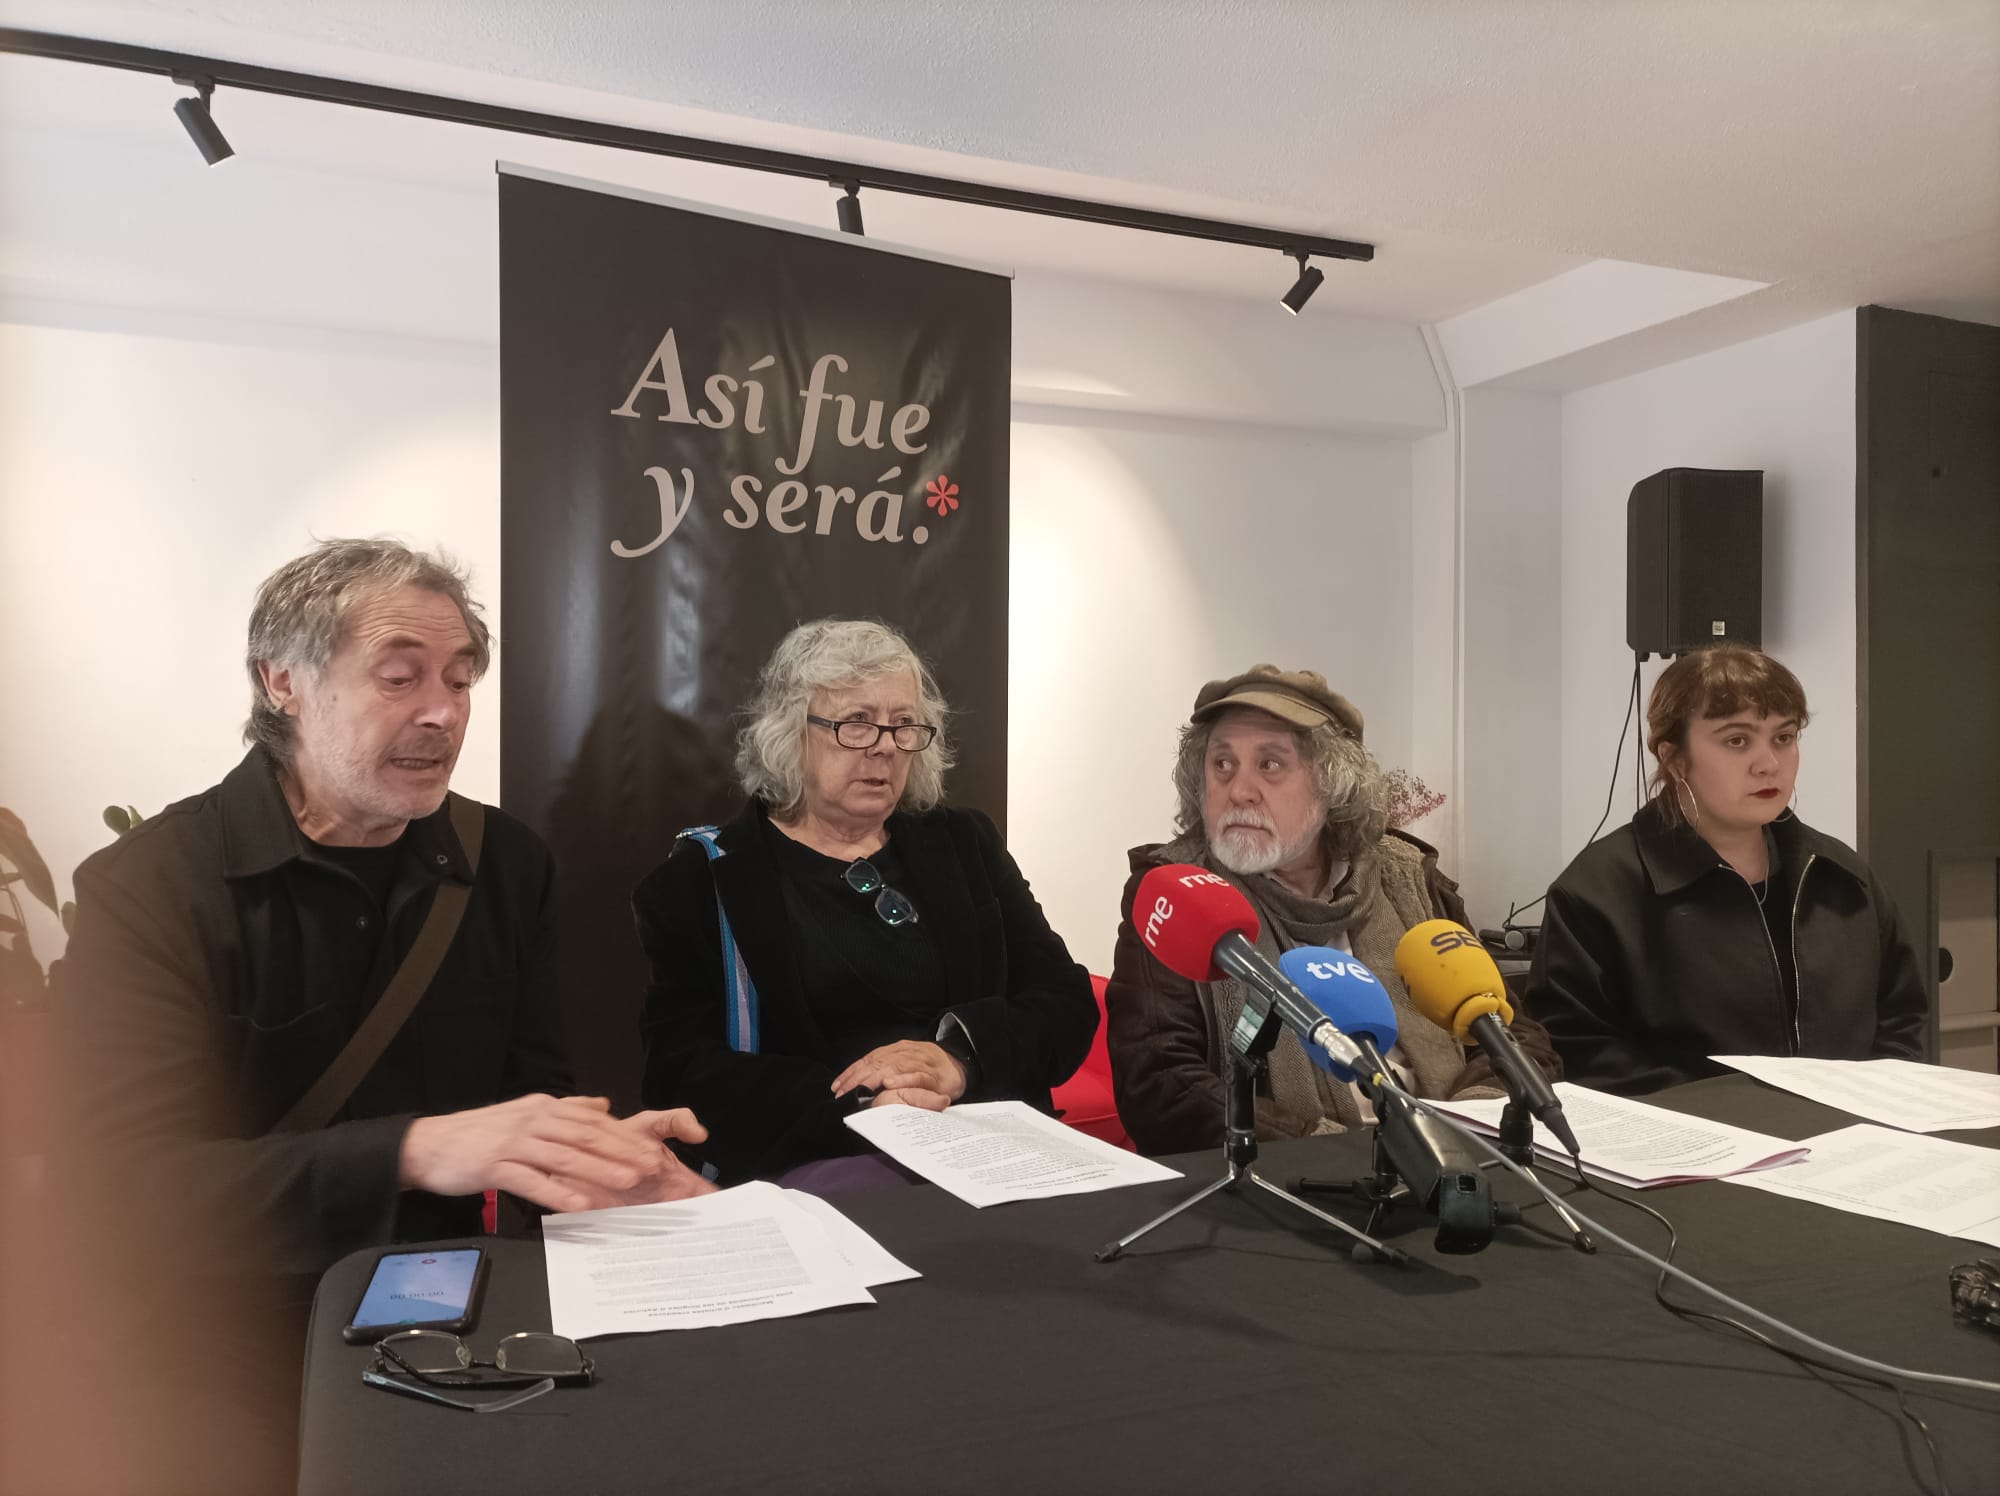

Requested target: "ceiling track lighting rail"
[{"left": 0, "top": 26, "right": 1372, "bottom": 296}]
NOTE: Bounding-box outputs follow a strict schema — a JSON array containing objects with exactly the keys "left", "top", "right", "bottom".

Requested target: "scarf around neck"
[{"left": 1153, "top": 827, "right": 1468, "bottom": 1131}]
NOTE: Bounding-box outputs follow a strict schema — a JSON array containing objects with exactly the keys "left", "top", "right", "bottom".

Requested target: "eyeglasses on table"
[{"left": 363, "top": 1329, "right": 593, "bottom": 1414}]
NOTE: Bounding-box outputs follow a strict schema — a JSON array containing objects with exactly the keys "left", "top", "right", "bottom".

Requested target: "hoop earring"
[{"left": 1673, "top": 776, "right": 1703, "bottom": 832}]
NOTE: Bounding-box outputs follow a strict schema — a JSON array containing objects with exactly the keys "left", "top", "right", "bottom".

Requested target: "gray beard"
[{"left": 1211, "top": 819, "right": 1321, "bottom": 879}]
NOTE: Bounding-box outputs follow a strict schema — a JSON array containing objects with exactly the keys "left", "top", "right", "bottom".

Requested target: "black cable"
[
  {"left": 1522, "top": 1162, "right": 1957, "bottom": 1496},
  {"left": 1502, "top": 652, "right": 1642, "bottom": 931},
  {"left": 1583, "top": 652, "right": 1643, "bottom": 850},
  {"left": 1634, "top": 661, "right": 1646, "bottom": 813}
]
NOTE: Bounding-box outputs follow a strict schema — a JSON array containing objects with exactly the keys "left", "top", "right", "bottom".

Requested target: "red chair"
[{"left": 1051, "top": 975, "right": 1132, "bottom": 1151}]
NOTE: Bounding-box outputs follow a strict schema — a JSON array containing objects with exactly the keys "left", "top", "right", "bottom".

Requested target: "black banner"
[{"left": 499, "top": 168, "right": 1011, "bottom": 1107}]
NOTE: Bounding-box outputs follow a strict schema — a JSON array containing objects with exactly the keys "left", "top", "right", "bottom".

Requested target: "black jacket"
[
  {"left": 1523, "top": 803, "right": 1928, "bottom": 1094},
  {"left": 635, "top": 799, "right": 1097, "bottom": 1183},
  {"left": 57, "top": 747, "right": 571, "bottom": 1275}
]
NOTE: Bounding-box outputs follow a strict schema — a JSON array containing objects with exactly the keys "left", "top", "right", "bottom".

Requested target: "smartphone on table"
[{"left": 342, "top": 1247, "right": 489, "bottom": 1345}]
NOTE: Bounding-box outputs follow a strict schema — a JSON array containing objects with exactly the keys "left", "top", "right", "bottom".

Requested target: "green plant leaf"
[
  {"left": 0, "top": 807, "right": 60, "bottom": 913},
  {"left": 103, "top": 805, "right": 130, "bottom": 835}
]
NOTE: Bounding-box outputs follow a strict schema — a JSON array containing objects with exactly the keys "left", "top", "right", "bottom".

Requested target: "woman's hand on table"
[{"left": 832, "top": 1040, "right": 968, "bottom": 1104}]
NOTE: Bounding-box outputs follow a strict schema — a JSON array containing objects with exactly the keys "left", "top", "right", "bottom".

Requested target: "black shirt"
[
  {"left": 636, "top": 799, "right": 1098, "bottom": 1182},
  {"left": 314, "top": 835, "right": 405, "bottom": 915},
  {"left": 765, "top": 823, "right": 950, "bottom": 1062},
  {"left": 58, "top": 747, "right": 572, "bottom": 1276}
]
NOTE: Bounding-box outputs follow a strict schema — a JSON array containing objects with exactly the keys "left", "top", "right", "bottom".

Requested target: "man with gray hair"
[
  {"left": 58, "top": 539, "right": 712, "bottom": 1451},
  {"left": 1105, "top": 665, "right": 1559, "bottom": 1155}
]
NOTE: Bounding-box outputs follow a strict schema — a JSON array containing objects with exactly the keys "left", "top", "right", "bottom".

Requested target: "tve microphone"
[
  {"left": 1132, "top": 865, "right": 1365, "bottom": 1075},
  {"left": 1283, "top": 945, "right": 1493, "bottom": 1254},
  {"left": 1276, "top": 947, "right": 1397, "bottom": 1084},
  {"left": 1395, "top": 920, "right": 1582, "bottom": 1157}
]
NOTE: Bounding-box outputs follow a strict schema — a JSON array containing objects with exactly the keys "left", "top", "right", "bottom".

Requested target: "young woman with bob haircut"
[{"left": 1524, "top": 645, "right": 1927, "bottom": 1095}]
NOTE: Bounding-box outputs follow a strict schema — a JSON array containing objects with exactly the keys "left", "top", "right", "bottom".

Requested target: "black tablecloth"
[{"left": 299, "top": 1077, "right": 2000, "bottom": 1495}]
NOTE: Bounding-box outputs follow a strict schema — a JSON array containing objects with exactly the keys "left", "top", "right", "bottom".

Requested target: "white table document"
[
  {"left": 1712, "top": 1054, "right": 2000, "bottom": 1133},
  {"left": 844, "top": 1100, "right": 1181, "bottom": 1207},
  {"left": 779, "top": 1185, "right": 921, "bottom": 1287},
  {"left": 542, "top": 1181, "right": 912, "bottom": 1340},
  {"left": 1726, "top": 1123, "right": 2000, "bottom": 1246},
  {"left": 1431, "top": 1082, "right": 1808, "bottom": 1188}
]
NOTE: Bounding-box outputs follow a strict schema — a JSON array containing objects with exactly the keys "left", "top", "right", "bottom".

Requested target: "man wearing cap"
[{"left": 1105, "top": 665, "right": 1559, "bottom": 1154}]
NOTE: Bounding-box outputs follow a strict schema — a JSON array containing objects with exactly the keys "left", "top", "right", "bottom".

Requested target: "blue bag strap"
[{"left": 676, "top": 826, "right": 760, "bottom": 1055}]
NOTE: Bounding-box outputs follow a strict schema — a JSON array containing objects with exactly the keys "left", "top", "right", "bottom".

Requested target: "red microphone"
[
  {"left": 1133, "top": 864, "right": 1259, "bottom": 979},
  {"left": 1132, "top": 864, "right": 1364, "bottom": 1074}
]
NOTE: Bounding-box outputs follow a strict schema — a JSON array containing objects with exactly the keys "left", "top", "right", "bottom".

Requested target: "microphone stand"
[
  {"left": 1488, "top": 1098, "right": 1597, "bottom": 1254},
  {"left": 1291, "top": 1094, "right": 1496, "bottom": 1253},
  {"left": 1292, "top": 1098, "right": 1597, "bottom": 1254},
  {"left": 1095, "top": 1008, "right": 1410, "bottom": 1266}
]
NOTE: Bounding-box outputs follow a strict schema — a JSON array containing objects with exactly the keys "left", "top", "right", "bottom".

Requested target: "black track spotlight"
[
  {"left": 1280, "top": 251, "right": 1323, "bottom": 315},
  {"left": 172, "top": 75, "right": 233, "bottom": 165},
  {"left": 834, "top": 180, "right": 864, "bottom": 235}
]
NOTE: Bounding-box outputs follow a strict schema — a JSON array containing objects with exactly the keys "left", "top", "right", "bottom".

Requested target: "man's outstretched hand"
[{"left": 398, "top": 1095, "right": 717, "bottom": 1214}]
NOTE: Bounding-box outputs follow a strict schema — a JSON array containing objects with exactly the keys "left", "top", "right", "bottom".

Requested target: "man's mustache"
[
  {"left": 384, "top": 737, "right": 455, "bottom": 760},
  {"left": 1217, "top": 811, "right": 1274, "bottom": 833}
]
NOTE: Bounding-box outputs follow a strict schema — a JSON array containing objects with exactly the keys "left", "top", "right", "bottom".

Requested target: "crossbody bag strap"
[
  {"left": 676, "top": 825, "right": 760, "bottom": 1054},
  {"left": 269, "top": 793, "right": 487, "bottom": 1134}
]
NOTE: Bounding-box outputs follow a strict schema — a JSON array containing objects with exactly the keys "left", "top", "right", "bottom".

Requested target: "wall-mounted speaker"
[{"left": 1626, "top": 467, "right": 1763, "bottom": 659}]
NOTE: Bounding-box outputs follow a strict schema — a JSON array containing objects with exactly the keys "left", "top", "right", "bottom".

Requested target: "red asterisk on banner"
[{"left": 925, "top": 476, "right": 960, "bottom": 516}]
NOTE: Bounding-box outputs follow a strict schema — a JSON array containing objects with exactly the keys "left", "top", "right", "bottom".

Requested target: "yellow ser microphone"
[
  {"left": 1395, "top": 920, "right": 1581, "bottom": 1158},
  {"left": 1395, "top": 920, "right": 1515, "bottom": 1032}
]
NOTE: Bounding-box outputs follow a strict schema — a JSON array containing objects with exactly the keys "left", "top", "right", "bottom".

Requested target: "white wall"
[
  {"left": 1003, "top": 273, "right": 1435, "bottom": 972},
  {"left": 0, "top": 318, "right": 501, "bottom": 964},
  {"left": 1009, "top": 408, "right": 1415, "bottom": 974},
  {"left": 1406, "top": 423, "right": 1460, "bottom": 877},
  {"left": 1557, "top": 310, "right": 1859, "bottom": 861},
  {"left": 1457, "top": 386, "right": 1564, "bottom": 927}
]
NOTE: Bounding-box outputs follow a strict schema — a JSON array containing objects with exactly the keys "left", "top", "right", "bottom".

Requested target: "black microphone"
[
  {"left": 1397, "top": 921, "right": 1583, "bottom": 1158},
  {"left": 1373, "top": 1091, "right": 1498, "bottom": 1254},
  {"left": 1284, "top": 948, "right": 1496, "bottom": 1254}
]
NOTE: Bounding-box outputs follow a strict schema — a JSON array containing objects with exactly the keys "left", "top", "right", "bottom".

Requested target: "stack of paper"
[
  {"left": 542, "top": 1180, "right": 918, "bottom": 1341},
  {"left": 1725, "top": 1123, "right": 2000, "bottom": 1246},
  {"left": 1712, "top": 1054, "right": 2000, "bottom": 1133},
  {"left": 1431, "top": 1082, "right": 1809, "bottom": 1188},
  {"left": 844, "top": 1100, "right": 1181, "bottom": 1207}
]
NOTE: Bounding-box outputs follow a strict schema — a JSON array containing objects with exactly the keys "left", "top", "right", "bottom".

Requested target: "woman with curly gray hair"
[{"left": 633, "top": 618, "right": 1097, "bottom": 1187}]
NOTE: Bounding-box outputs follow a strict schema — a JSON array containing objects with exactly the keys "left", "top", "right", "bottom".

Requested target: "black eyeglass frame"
[
  {"left": 805, "top": 714, "right": 938, "bottom": 752},
  {"left": 361, "top": 1368, "right": 553, "bottom": 1414},
  {"left": 843, "top": 857, "right": 919, "bottom": 927},
  {"left": 374, "top": 1329, "right": 595, "bottom": 1390}
]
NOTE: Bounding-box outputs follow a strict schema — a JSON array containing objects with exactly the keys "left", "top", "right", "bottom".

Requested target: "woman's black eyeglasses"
[
  {"left": 844, "top": 858, "right": 918, "bottom": 927},
  {"left": 806, "top": 715, "right": 938, "bottom": 752},
  {"left": 364, "top": 1329, "right": 593, "bottom": 1413}
]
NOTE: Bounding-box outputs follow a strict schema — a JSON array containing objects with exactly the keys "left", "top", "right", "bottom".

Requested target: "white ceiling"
[{"left": 3, "top": 0, "right": 1996, "bottom": 336}]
